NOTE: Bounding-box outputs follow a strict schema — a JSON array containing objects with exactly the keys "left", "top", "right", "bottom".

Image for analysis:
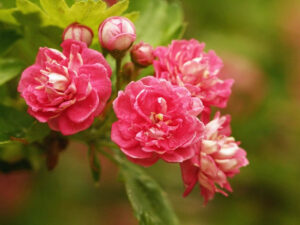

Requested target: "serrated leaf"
[
  {"left": 0, "top": 8, "right": 18, "bottom": 24},
  {"left": 9, "top": 11, "right": 63, "bottom": 64},
  {"left": 16, "top": 0, "right": 50, "bottom": 26},
  {"left": 117, "top": 156, "right": 180, "bottom": 225},
  {"left": 103, "top": 0, "right": 128, "bottom": 19},
  {"left": 88, "top": 145, "right": 101, "bottom": 183},
  {"left": 0, "top": 104, "right": 34, "bottom": 144},
  {"left": 39, "top": 0, "right": 70, "bottom": 27},
  {"left": 70, "top": 0, "right": 130, "bottom": 46},
  {"left": 69, "top": 0, "right": 106, "bottom": 25},
  {"left": 129, "top": 0, "right": 185, "bottom": 47},
  {"left": 0, "top": 58, "right": 24, "bottom": 85}
]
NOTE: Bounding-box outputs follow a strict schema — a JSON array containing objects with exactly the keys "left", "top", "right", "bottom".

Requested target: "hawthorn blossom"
[
  {"left": 111, "top": 76, "right": 205, "bottom": 166},
  {"left": 180, "top": 112, "right": 249, "bottom": 204},
  {"left": 18, "top": 40, "right": 112, "bottom": 135},
  {"left": 154, "top": 39, "right": 233, "bottom": 114}
]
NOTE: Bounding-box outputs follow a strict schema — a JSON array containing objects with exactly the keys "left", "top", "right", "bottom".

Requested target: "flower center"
[
  {"left": 150, "top": 112, "right": 164, "bottom": 123},
  {"left": 47, "top": 73, "right": 69, "bottom": 91}
]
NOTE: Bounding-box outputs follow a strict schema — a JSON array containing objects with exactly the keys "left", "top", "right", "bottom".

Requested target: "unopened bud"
[
  {"left": 63, "top": 23, "right": 94, "bottom": 46},
  {"left": 98, "top": 16, "right": 136, "bottom": 53},
  {"left": 130, "top": 42, "right": 154, "bottom": 67}
]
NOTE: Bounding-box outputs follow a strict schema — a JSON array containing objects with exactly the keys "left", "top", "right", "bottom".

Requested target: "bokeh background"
[{"left": 1, "top": 0, "right": 300, "bottom": 225}]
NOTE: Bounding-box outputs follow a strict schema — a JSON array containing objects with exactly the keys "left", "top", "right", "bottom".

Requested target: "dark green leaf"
[
  {"left": 0, "top": 28, "right": 22, "bottom": 55},
  {"left": 25, "top": 122, "right": 50, "bottom": 143},
  {"left": 10, "top": 11, "right": 63, "bottom": 64},
  {"left": 0, "top": 58, "right": 24, "bottom": 85},
  {"left": 0, "top": 104, "right": 34, "bottom": 144},
  {"left": 117, "top": 156, "right": 180, "bottom": 225}
]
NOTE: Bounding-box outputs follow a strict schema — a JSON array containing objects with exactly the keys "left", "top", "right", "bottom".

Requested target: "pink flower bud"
[
  {"left": 98, "top": 16, "right": 136, "bottom": 52},
  {"left": 63, "top": 23, "right": 94, "bottom": 46},
  {"left": 130, "top": 42, "right": 154, "bottom": 67}
]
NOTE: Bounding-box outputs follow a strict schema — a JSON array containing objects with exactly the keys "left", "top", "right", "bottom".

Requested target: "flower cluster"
[
  {"left": 112, "top": 37, "right": 248, "bottom": 203},
  {"left": 18, "top": 16, "right": 248, "bottom": 204}
]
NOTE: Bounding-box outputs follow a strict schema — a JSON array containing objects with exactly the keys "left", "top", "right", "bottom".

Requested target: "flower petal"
[{"left": 66, "top": 89, "right": 99, "bottom": 123}]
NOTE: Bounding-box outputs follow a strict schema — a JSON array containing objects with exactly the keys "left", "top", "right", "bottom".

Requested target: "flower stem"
[{"left": 115, "top": 58, "right": 122, "bottom": 93}]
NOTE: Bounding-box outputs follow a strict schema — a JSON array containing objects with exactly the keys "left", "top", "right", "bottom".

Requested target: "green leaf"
[
  {"left": 117, "top": 156, "right": 180, "bottom": 225},
  {"left": 39, "top": 0, "right": 70, "bottom": 27},
  {"left": 0, "top": 28, "right": 22, "bottom": 55},
  {"left": 0, "top": 0, "right": 17, "bottom": 9},
  {"left": 25, "top": 122, "right": 50, "bottom": 143},
  {"left": 0, "top": 104, "right": 34, "bottom": 144},
  {"left": 88, "top": 145, "right": 101, "bottom": 183},
  {"left": 16, "top": 0, "right": 50, "bottom": 25},
  {"left": 69, "top": 0, "right": 106, "bottom": 25},
  {"left": 9, "top": 11, "right": 63, "bottom": 64},
  {"left": 0, "top": 8, "right": 18, "bottom": 24},
  {"left": 0, "top": 58, "right": 24, "bottom": 85},
  {"left": 129, "top": 0, "right": 185, "bottom": 47},
  {"left": 69, "top": 0, "right": 130, "bottom": 46}
]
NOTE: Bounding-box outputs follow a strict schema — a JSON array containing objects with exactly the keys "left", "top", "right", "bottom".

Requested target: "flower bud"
[
  {"left": 98, "top": 16, "right": 136, "bottom": 52},
  {"left": 130, "top": 42, "right": 154, "bottom": 67},
  {"left": 63, "top": 23, "right": 94, "bottom": 46}
]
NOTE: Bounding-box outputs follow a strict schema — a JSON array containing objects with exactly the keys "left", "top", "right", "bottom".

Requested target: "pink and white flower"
[
  {"left": 180, "top": 112, "right": 249, "bottom": 204},
  {"left": 98, "top": 16, "right": 136, "bottom": 52},
  {"left": 154, "top": 39, "right": 234, "bottom": 112},
  {"left": 63, "top": 23, "right": 94, "bottom": 47},
  {"left": 18, "top": 39, "right": 112, "bottom": 135},
  {"left": 111, "top": 76, "right": 205, "bottom": 166}
]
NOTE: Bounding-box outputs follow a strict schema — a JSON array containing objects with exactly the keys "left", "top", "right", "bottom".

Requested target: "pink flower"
[
  {"left": 98, "top": 16, "right": 136, "bottom": 52},
  {"left": 111, "top": 76, "right": 205, "bottom": 166},
  {"left": 180, "top": 112, "right": 249, "bottom": 204},
  {"left": 130, "top": 42, "right": 154, "bottom": 67},
  {"left": 154, "top": 39, "right": 234, "bottom": 110},
  {"left": 63, "top": 23, "right": 94, "bottom": 47},
  {"left": 18, "top": 40, "right": 112, "bottom": 135}
]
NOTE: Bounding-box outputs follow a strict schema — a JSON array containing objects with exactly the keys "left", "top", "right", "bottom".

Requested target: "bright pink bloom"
[
  {"left": 63, "top": 23, "right": 94, "bottom": 47},
  {"left": 98, "top": 16, "right": 136, "bottom": 51},
  {"left": 180, "top": 112, "right": 249, "bottom": 204},
  {"left": 111, "top": 76, "right": 205, "bottom": 166},
  {"left": 154, "top": 39, "right": 234, "bottom": 110},
  {"left": 18, "top": 40, "right": 112, "bottom": 135},
  {"left": 130, "top": 42, "right": 154, "bottom": 67}
]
